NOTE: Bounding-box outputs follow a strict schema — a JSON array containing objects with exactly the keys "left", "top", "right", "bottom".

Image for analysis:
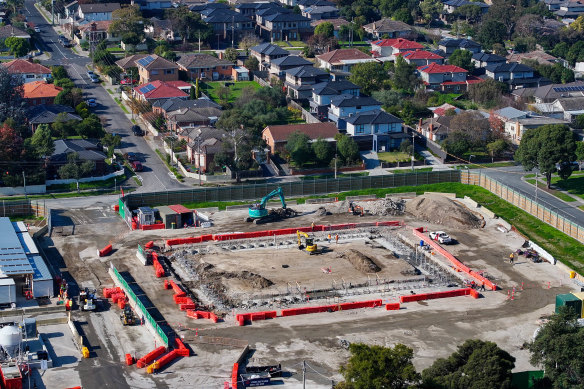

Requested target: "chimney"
[
  {"left": 429, "top": 123, "right": 434, "bottom": 133},
  {"left": 418, "top": 118, "right": 422, "bottom": 129}
]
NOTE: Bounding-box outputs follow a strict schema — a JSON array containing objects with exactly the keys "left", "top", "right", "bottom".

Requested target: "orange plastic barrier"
[
  {"left": 125, "top": 353, "right": 134, "bottom": 366},
  {"left": 235, "top": 310, "right": 277, "bottom": 325},
  {"left": 141, "top": 223, "right": 165, "bottom": 231},
  {"left": 103, "top": 287, "right": 121, "bottom": 298},
  {"left": 169, "top": 281, "right": 186, "bottom": 297},
  {"left": 232, "top": 363, "right": 239, "bottom": 389},
  {"left": 385, "top": 303, "right": 400, "bottom": 310},
  {"left": 144, "top": 241, "right": 154, "bottom": 249},
  {"left": 174, "top": 338, "right": 190, "bottom": 357},
  {"left": 413, "top": 227, "right": 497, "bottom": 291},
  {"left": 470, "top": 289, "right": 480, "bottom": 299},
  {"left": 98, "top": 244, "right": 113, "bottom": 257},
  {"left": 136, "top": 346, "right": 166, "bottom": 368},
  {"left": 147, "top": 350, "right": 179, "bottom": 373},
  {"left": 118, "top": 299, "right": 126, "bottom": 309},
  {"left": 281, "top": 299, "right": 382, "bottom": 317},
  {"left": 179, "top": 303, "right": 196, "bottom": 311},
  {"left": 152, "top": 252, "right": 166, "bottom": 278},
  {"left": 400, "top": 288, "right": 472, "bottom": 303}
]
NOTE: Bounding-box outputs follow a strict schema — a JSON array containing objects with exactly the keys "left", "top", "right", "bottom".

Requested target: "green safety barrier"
[
  {"left": 137, "top": 244, "right": 144, "bottom": 256},
  {"left": 112, "top": 265, "right": 169, "bottom": 346}
]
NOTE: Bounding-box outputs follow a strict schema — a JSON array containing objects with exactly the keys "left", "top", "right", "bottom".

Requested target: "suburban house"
[
  {"left": 531, "top": 81, "right": 584, "bottom": 103},
  {"left": 22, "top": 81, "right": 62, "bottom": 106},
  {"left": 507, "top": 51, "right": 559, "bottom": 66},
  {"left": 77, "top": 3, "right": 120, "bottom": 22},
  {"left": 133, "top": 80, "right": 191, "bottom": 102},
  {"left": 345, "top": 110, "right": 405, "bottom": 151},
  {"left": 258, "top": 11, "right": 313, "bottom": 41},
  {"left": 202, "top": 8, "right": 254, "bottom": 41},
  {"left": 250, "top": 43, "right": 290, "bottom": 71},
  {"left": 152, "top": 98, "right": 221, "bottom": 118},
  {"left": 49, "top": 139, "right": 107, "bottom": 178},
  {"left": 370, "top": 38, "right": 423, "bottom": 58},
  {"left": 418, "top": 63, "right": 481, "bottom": 92},
  {"left": 136, "top": 54, "right": 179, "bottom": 84},
  {"left": 269, "top": 55, "right": 312, "bottom": 77},
  {"left": 284, "top": 66, "right": 330, "bottom": 99},
  {"left": 262, "top": 122, "right": 338, "bottom": 153},
  {"left": 301, "top": 5, "right": 339, "bottom": 20},
  {"left": 176, "top": 54, "right": 234, "bottom": 81},
  {"left": 236, "top": 2, "right": 283, "bottom": 21},
  {"left": 534, "top": 97, "right": 584, "bottom": 122},
  {"left": 26, "top": 105, "right": 81, "bottom": 132},
  {"left": 417, "top": 115, "right": 456, "bottom": 142},
  {"left": 442, "top": 0, "right": 489, "bottom": 15},
  {"left": 310, "top": 18, "right": 349, "bottom": 38},
  {"left": 438, "top": 38, "right": 481, "bottom": 56},
  {"left": 135, "top": 0, "right": 173, "bottom": 11},
  {"left": 144, "top": 18, "right": 179, "bottom": 41},
  {"left": 167, "top": 105, "right": 223, "bottom": 132},
  {"left": 430, "top": 103, "right": 461, "bottom": 117},
  {"left": 328, "top": 95, "right": 382, "bottom": 130},
  {"left": 232, "top": 66, "right": 250, "bottom": 81},
  {"left": 485, "top": 62, "right": 550, "bottom": 89},
  {"left": 310, "top": 80, "right": 360, "bottom": 119},
  {"left": 297, "top": 0, "right": 336, "bottom": 11},
  {"left": 75, "top": 21, "right": 119, "bottom": 44},
  {"left": 0, "top": 25, "right": 31, "bottom": 42},
  {"left": 186, "top": 127, "right": 231, "bottom": 173},
  {"left": 505, "top": 116, "right": 568, "bottom": 144},
  {"left": 399, "top": 50, "right": 444, "bottom": 66},
  {"left": 115, "top": 54, "right": 149, "bottom": 75},
  {"left": 362, "top": 19, "right": 417, "bottom": 40},
  {"left": 1, "top": 59, "right": 51, "bottom": 84},
  {"left": 555, "top": 1, "right": 584, "bottom": 18},
  {"left": 64, "top": 1, "right": 80, "bottom": 20},
  {"left": 317, "top": 48, "right": 376, "bottom": 73},
  {"left": 471, "top": 52, "right": 506, "bottom": 68}
]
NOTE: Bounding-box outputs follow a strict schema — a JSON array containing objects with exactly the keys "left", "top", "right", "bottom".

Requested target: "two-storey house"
[
  {"left": 176, "top": 54, "right": 234, "bottom": 81},
  {"left": 438, "top": 38, "right": 481, "bottom": 56},
  {"left": 471, "top": 52, "right": 506, "bottom": 69},
  {"left": 250, "top": 43, "right": 290, "bottom": 71},
  {"left": 284, "top": 65, "right": 329, "bottom": 99},
  {"left": 203, "top": 8, "right": 255, "bottom": 42},
  {"left": 137, "top": 54, "right": 179, "bottom": 84},
  {"left": 310, "top": 80, "right": 360, "bottom": 119},
  {"left": 362, "top": 19, "right": 417, "bottom": 40},
  {"left": 77, "top": 3, "right": 120, "bottom": 22},
  {"left": 399, "top": 50, "right": 444, "bottom": 66},
  {"left": 269, "top": 55, "right": 312, "bottom": 78},
  {"left": 345, "top": 110, "right": 404, "bottom": 151},
  {"left": 370, "top": 38, "right": 423, "bottom": 58},
  {"left": 135, "top": 0, "right": 173, "bottom": 11},
  {"left": 317, "top": 48, "right": 376, "bottom": 74},
  {"left": 259, "top": 11, "right": 313, "bottom": 41},
  {"left": 328, "top": 95, "right": 381, "bottom": 130},
  {"left": 556, "top": 0, "right": 584, "bottom": 17},
  {"left": 301, "top": 5, "right": 339, "bottom": 20},
  {"left": 417, "top": 63, "right": 470, "bottom": 92},
  {"left": 485, "top": 62, "right": 551, "bottom": 89},
  {"left": 310, "top": 18, "right": 350, "bottom": 38}
]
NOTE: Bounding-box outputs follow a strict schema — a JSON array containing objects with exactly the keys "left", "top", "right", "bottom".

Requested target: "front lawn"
[
  {"left": 377, "top": 151, "right": 412, "bottom": 163},
  {"left": 551, "top": 174, "right": 584, "bottom": 200},
  {"left": 201, "top": 81, "right": 262, "bottom": 103},
  {"left": 273, "top": 40, "right": 307, "bottom": 48}
]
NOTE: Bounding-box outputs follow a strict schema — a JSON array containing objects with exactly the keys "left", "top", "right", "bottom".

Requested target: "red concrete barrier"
[
  {"left": 385, "top": 303, "right": 400, "bottom": 310},
  {"left": 400, "top": 288, "right": 472, "bottom": 303},
  {"left": 470, "top": 289, "right": 480, "bottom": 299},
  {"left": 98, "top": 244, "right": 113, "bottom": 257},
  {"left": 232, "top": 363, "right": 239, "bottom": 389},
  {"left": 174, "top": 338, "right": 190, "bottom": 357},
  {"left": 148, "top": 350, "right": 179, "bottom": 372},
  {"left": 141, "top": 223, "right": 165, "bottom": 231},
  {"left": 187, "top": 310, "right": 220, "bottom": 323},
  {"left": 136, "top": 346, "right": 166, "bottom": 368},
  {"left": 179, "top": 303, "right": 196, "bottom": 311},
  {"left": 144, "top": 241, "right": 154, "bottom": 249},
  {"left": 125, "top": 353, "right": 134, "bottom": 366}
]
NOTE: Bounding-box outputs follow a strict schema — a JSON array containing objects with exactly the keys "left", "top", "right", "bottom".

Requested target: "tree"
[
  {"left": 58, "top": 153, "right": 96, "bottom": 180},
  {"left": 0, "top": 123, "right": 23, "bottom": 162},
  {"left": 217, "top": 86, "right": 231, "bottom": 106},
  {"left": 238, "top": 33, "right": 260, "bottom": 54},
  {"left": 312, "top": 138, "right": 333, "bottom": 165},
  {"left": 76, "top": 115, "right": 104, "bottom": 139},
  {"left": 392, "top": 55, "right": 419, "bottom": 92},
  {"left": 165, "top": 6, "right": 211, "bottom": 44},
  {"left": 448, "top": 49, "right": 474, "bottom": 71},
  {"left": 109, "top": 6, "right": 145, "bottom": 41},
  {"left": 349, "top": 62, "right": 389, "bottom": 95},
  {"left": 224, "top": 48, "right": 238, "bottom": 63},
  {"left": 338, "top": 343, "right": 420, "bottom": 389},
  {"left": 468, "top": 79, "right": 506, "bottom": 107},
  {"left": 454, "top": 4, "right": 482, "bottom": 23},
  {"left": 75, "top": 102, "right": 89, "bottom": 119},
  {"left": 476, "top": 20, "right": 506, "bottom": 50},
  {"left": 4, "top": 37, "right": 30, "bottom": 57},
  {"left": 486, "top": 138, "right": 509, "bottom": 160},
  {"left": 314, "top": 22, "right": 334, "bottom": 38},
  {"left": 400, "top": 139, "right": 413, "bottom": 154},
  {"left": 51, "top": 65, "right": 68, "bottom": 80},
  {"left": 30, "top": 124, "right": 54, "bottom": 157},
  {"left": 442, "top": 130, "right": 472, "bottom": 157},
  {"left": 492, "top": 43, "right": 507, "bottom": 57},
  {"left": 195, "top": 78, "right": 201, "bottom": 98},
  {"left": 286, "top": 131, "right": 313, "bottom": 167},
  {"left": 51, "top": 112, "right": 78, "bottom": 138},
  {"left": 421, "top": 339, "right": 515, "bottom": 389},
  {"left": 419, "top": 0, "right": 442, "bottom": 25},
  {"left": 0, "top": 66, "right": 25, "bottom": 125},
  {"left": 571, "top": 15, "right": 584, "bottom": 32},
  {"left": 528, "top": 307, "right": 584, "bottom": 388},
  {"left": 121, "top": 32, "right": 141, "bottom": 46},
  {"left": 54, "top": 88, "right": 83, "bottom": 108},
  {"left": 336, "top": 134, "right": 359, "bottom": 164},
  {"left": 304, "top": 34, "right": 339, "bottom": 57},
  {"left": 244, "top": 56, "right": 259, "bottom": 71},
  {"left": 515, "top": 124, "right": 577, "bottom": 188},
  {"left": 393, "top": 8, "right": 414, "bottom": 24},
  {"left": 372, "top": 89, "right": 402, "bottom": 108},
  {"left": 190, "top": 85, "right": 196, "bottom": 100},
  {"left": 576, "top": 141, "right": 584, "bottom": 167},
  {"left": 54, "top": 78, "right": 75, "bottom": 89}
]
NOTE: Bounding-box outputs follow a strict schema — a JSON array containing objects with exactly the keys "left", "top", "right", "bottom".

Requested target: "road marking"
[{"left": 68, "top": 64, "right": 88, "bottom": 85}]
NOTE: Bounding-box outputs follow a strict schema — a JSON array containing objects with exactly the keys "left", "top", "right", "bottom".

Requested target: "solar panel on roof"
[
  {"left": 137, "top": 55, "right": 155, "bottom": 67},
  {"left": 139, "top": 84, "right": 155, "bottom": 94},
  {"left": 553, "top": 86, "right": 584, "bottom": 93}
]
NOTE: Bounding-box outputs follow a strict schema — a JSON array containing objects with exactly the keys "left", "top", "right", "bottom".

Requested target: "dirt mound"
[
  {"left": 367, "top": 198, "right": 406, "bottom": 216},
  {"left": 222, "top": 271, "right": 274, "bottom": 289},
  {"left": 405, "top": 194, "right": 484, "bottom": 229},
  {"left": 337, "top": 249, "right": 381, "bottom": 273}
]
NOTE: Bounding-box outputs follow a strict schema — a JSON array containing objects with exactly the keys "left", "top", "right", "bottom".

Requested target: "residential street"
[{"left": 24, "top": 0, "right": 186, "bottom": 193}]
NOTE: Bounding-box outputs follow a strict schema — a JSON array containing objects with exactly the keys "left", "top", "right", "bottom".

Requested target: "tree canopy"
[
  {"left": 30, "top": 124, "right": 55, "bottom": 157},
  {"left": 0, "top": 66, "right": 25, "bottom": 125},
  {"left": 349, "top": 62, "right": 389, "bottom": 95},
  {"left": 314, "top": 22, "right": 335, "bottom": 38},
  {"left": 109, "top": 6, "right": 146, "bottom": 40},
  {"left": 515, "top": 124, "right": 577, "bottom": 188},
  {"left": 4, "top": 37, "right": 30, "bottom": 57},
  {"left": 286, "top": 131, "right": 313, "bottom": 167},
  {"left": 448, "top": 49, "right": 474, "bottom": 71}
]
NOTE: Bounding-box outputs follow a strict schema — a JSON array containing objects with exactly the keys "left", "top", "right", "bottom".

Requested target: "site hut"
[
  {"left": 0, "top": 218, "right": 54, "bottom": 306},
  {"left": 157, "top": 205, "right": 193, "bottom": 229},
  {"left": 137, "top": 207, "right": 155, "bottom": 226}
]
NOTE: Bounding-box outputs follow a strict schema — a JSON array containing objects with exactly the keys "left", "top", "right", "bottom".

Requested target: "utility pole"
[
  {"left": 535, "top": 171, "right": 538, "bottom": 212},
  {"left": 411, "top": 130, "right": 415, "bottom": 171},
  {"left": 22, "top": 171, "right": 27, "bottom": 200},
  {"left": 334, "top": 142, "right": 338, "bottom": 179},
  {"left": 197, "top": 31, "right": 201, "bottom": 53},
  {"left": 302, "top": 360, "right": 306, "bottom": 389},
  {"left": 197, "top": 135, "right": 202, "bottom": 186},
  {"left": 51, "top": 0, "right": 54, "bottom": 25},
  {"left": 231, "top": 16, "right": 235, "bottom": 49}
]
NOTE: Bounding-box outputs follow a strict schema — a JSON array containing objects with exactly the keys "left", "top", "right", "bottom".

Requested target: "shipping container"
[
  {"left": 572, "top": 292, "right": 584, "bottom": 317},
  {"left": 157, "top": 206, "right": 180, "bottom": 229},
  {"left": 0, "top": 278, "right": 16, "bottom": 306},
  {"left": 556, "top": 293, "right": 582, "bottom": 315}
]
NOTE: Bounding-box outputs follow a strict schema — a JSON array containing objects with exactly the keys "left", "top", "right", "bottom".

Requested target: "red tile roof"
[
  {"left": 2, "top": 59, "right": 51, "bottom": 75},
  {"left": 417, "top": 63, "right": 468, "bottom": 74},
  {"left": 23, "top": 81, "right": 62, "bottom": 99},
  {"left": 263, "top": 123, "right": 338, "bottom": 142},
  {"left": 433, "top": 103, "right": 457, "bottom": 116},
  {"left": 399, "top": 50, "right": 443, "bottom": 60},
  {"left": 317, "top": 49, "right": 373, "bottom": 64},
  {"left": 372, "top": 38, "right": 423, "bottom": 50},
  {"left": 134, "top": 80, "right": 190, "bottom": 99}
]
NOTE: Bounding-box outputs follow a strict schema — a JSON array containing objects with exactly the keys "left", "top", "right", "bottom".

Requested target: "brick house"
[
  {"left": 23, "top": 81, "right": 63, "bottom": 106},
  {"left": 398, "top": 50, "right": 444, "bottom": 66},
  {"left": 418, "top": 63, "right": 482, "bottom": 92},
  {"left": 1, "top": 59, "right": 51, "bottom": 84},
  {"left": 262, "top": 122, "right": 338, "bottom": 154},
  {"left": 176, "top": 54, "right": 234, "bottom": 81},
  {"left": 133, "top": 80, "right": 190, "bottom": 102},
  {"left": 136, "top": 54, "right": 179, "bottom": 85},
  {"left": 370, "top": 38, "right": 423, "bottom": 58},
  {"left": 317, "top": 49, "right": 376, "bottom": 73}
]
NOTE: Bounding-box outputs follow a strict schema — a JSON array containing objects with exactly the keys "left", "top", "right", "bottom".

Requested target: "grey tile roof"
[
  {"left": 153, "top": 98, "right": 221, "bottom": 111},
  {"left": 271, "top": 55, "right": 312, "bottom": 67},
  {"left": 51, "top": 139, "right": 106, "bottom": 161},
  {"left": 345, "top": 109, "right": 402, "bottom": 125},
  {"left": 472, "top": 52, "right": 506, "bottom": 63},
  {"left": 494, "top": 106, "right": 527, "bottom": 120},
  {"left": 78, "top": 3, "right": 120, "bottom": 13},
  {"left": 330, "top": 95, "right": 381, "bottom": 107},
  {"left": 439, "top": 38, "right": 481, "bottom": 48},
  {"left": 312, "top": 80, "right": 360, "bottom": 95},
  {"left": 177, "top": 53, "right": 233, "bottom": 69},
  {"left": 27, "top": 105, "right": 81, "bottom": 124},
  {"left": 250, "top": 42, "right": 289, "bottom": 56},
  {"left": 486, "top": 62, "right": 534, "bottom": 73},
  {"left": 285, "top": 65, "right": 328, "bottom": 77}
]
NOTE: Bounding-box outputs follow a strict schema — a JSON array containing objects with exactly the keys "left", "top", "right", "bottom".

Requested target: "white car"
[
  {"left": 34, "top": 27, "right": 40, "bottom": 33},
  {"left": 429, "top": 231, "right": 452, "bottom": 244}
]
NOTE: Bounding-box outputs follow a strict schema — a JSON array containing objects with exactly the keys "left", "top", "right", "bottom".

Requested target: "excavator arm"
[{"left": 260, "top": 187, "right": 286, "bottom": 210}]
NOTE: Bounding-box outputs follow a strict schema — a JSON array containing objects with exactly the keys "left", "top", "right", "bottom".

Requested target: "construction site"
[{"left": 25, "top": 190, "right": 577, "bottom": 389}]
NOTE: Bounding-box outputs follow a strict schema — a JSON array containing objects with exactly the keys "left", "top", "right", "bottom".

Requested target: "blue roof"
[
  {"left": 28, "top": 255, "right": 52, "bottom": 281},
  {"left": 0, "top": 218, "right": 33, "bottom": 275}
]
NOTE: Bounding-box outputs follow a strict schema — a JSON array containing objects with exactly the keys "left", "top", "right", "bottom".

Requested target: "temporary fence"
[
  {"left": 166, "top": 221, "right": 402, "bottom": 247},
  {"left": 399, "top": 288, "right": 477, "bottom": 303},
  {"left": 110, "top": 264, "right": 169, "bottom": 346},
  {"left": 413, "top": 227, "right": 497, "bottom": 291}
]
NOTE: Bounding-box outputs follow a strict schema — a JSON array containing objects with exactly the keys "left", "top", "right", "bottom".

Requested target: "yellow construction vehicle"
[{"left": 297, "top": 230, "right": 318, "bottom": 254}]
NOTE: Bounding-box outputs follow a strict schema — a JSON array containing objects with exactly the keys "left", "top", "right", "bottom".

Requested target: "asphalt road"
[{"left": 24, "top": 0, "right": 186, "bottom": 193}]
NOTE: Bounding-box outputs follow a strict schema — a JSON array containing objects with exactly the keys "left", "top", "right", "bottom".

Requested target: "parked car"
[
  {"left": 34, "top": 27, "right": 40, "bottom": 33},
  {"left": 131, "top": 125, "right": 144, "bottom": 136},
  {"left": 120, "top": 78, "right": 137, "bottom": 85},
  {"left": 86, "top": 98, "right": 97, "bottom": 107},
  {"left": 124, "top": 152, "right": 138, "bottom": 162},
  {"left": 58, "top": 36, "right": 71, "bottom": 47},
  {"left": 131, "top": 161, "right": 143, "bottom": 172},
  {"left": 429, "top": 231, "right": 452, "bottom": 244}
]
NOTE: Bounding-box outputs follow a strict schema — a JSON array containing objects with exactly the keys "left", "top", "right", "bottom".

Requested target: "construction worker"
[
  {"left": 509, "top": 252, "right": 514, "bottom": 264},
  {"left": 327, "top": 233, "right": 332, "bottom": 243},
  {"left": 335, "top": 234, "right": 339, "bottom": 244},
  {"left": 311, "top": 222, "right": 315, "bottom": 231}
]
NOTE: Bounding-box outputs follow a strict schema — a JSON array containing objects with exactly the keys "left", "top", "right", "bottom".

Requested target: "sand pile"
[
  {"left": 337, "top": 249, "right": 381, "bottom": 273},
  {"left": 405, "top": 194, "right": 484, "bottom": 229}
]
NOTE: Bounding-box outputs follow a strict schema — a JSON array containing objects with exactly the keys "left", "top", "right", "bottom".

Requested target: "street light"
[
  {"left": 469, "top": 154, "right": 475, "bottom": 165},
  {"left": 411, "top": 131, "right": 415, "bottom": 172}
]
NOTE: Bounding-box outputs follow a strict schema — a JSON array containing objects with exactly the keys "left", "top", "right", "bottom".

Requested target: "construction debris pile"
[
  {"left": 405, "top": 194, "right": 484, "bottom": 229},
  {"left": 367, "top": 198, "right": 406, "bottom": 216},
  {"left": 336, "top": 249, "right": 382, "bottom": 273}
]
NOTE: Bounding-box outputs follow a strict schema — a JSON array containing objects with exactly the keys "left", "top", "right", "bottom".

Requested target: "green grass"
[
  {"left": 0, "top": 187, "right": 131, "bottom": 201},
  {"left": 455, "top": 161, "right": 518, "bottom": 169},
  {"left": 155, "top": 149, "right": 184, "bottom": 182},
  {"left": 524, "top": 174, "right": 535, "bottom": 178},
  {"left": 107, "top": 89, "right": 114, "bottom": 95},
  {"left": 414, "top": 167, "right": 433, "bottom": 172},
  {"left": 273, "top": 40, "right": 306, "bottom": 48},
  {"left": 201, "top": 81, "right": 262, "bottom": 104},
  {"left": 378, "top": 151, "right": 412, "bottom": 163},
  {"left": 133, "top": 176, "right": 142, "bottom": 186},
  {"left": 579, "top": 205, "right": 584, "bottom": 211},
  {"left": 527, "top": 177, "right": 579, "bottom": 202},
  {"left": 47, "top": 174, "right": 126, "bottom": 191},
  {"left": 114, "top": 97, "right": 129, "bottom": 113},
  {"left": 551, "top": 174, "right": 584, "bottom": 200}
]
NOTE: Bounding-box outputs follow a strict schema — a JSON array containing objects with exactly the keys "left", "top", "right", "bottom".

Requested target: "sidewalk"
[{"left": 521, "top": 174, "right": 584, "bottom": 207}]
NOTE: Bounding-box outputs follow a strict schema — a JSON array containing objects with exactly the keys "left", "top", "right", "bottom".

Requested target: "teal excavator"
[{"left": 246, "top": 187, "right": 298, "bottom": 224}]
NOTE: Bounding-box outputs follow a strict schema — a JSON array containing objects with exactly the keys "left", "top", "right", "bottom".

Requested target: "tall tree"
[
  {"left": 0, "top": 66, "right": 25, "bottom": 125},
  {"left": 108, "top": 6, "right": 146, "bottom": 40},
  {"left": 349, "top": 62, "right": 389, "bottom": 95},
  {"left": 392, "top": 55, "right": 419, "bottom": 92},
  {"left": 338, "top": 343, "right": 420, "bottom": 389},
  {"left": 312, "top": 138, "right": 333, "bottom": 164},
  {"left": 0, "top": 123, "right": 23, "bottom": 162},
  {"left": 4, "top": 37, "right": 30, "bottom": 57},
  {"left": 515, "top": 124, "right": 577, "bottom": 188},
  {"left": 421, "top": 339, "right": 515, "bottom": 389},
  {"left": 314, "top": 21, "right": 334, "bottom": 38},
  {"left": 165, "top": 5, "right": 211, "bottom": 44},
  {"left": 448, "top": 49, "right": 474, "bottom": 71},
  {"left": 224, "top": 48, "right": 238, "bottom": 63},
  {"left": 238, "top": 33, "right": 260, "bottom": 54},
  {"left": 476, "top": 20, "right": 506, "bottom": 49},
  {"left": 286, "top": 131, "right": 313, "bottom": 167},
  {"left": 419, "top": 0, "right": 443, "bottom": 25},
  {"left": 336, "top": 134, "right": 360, "bottom": 164},
  {"left": 244, "top": 56, "right": 259, "bottom": 71},
  {"left": 30, "top": 124, "right": 55, "bottom": 157}
]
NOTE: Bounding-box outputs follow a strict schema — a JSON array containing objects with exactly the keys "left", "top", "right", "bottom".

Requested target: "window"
[
  {"left": 151, "top": 70, "right": 159, "bottom": 75},
  {"left": 26, "top": 74, "right": 34, "bottom": 78},
  {"left": 164, "top": 69, "right": 174, "bottom": 74},
  {"left": 356, "top": 124, "right": 365, "bottom": 134}
]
